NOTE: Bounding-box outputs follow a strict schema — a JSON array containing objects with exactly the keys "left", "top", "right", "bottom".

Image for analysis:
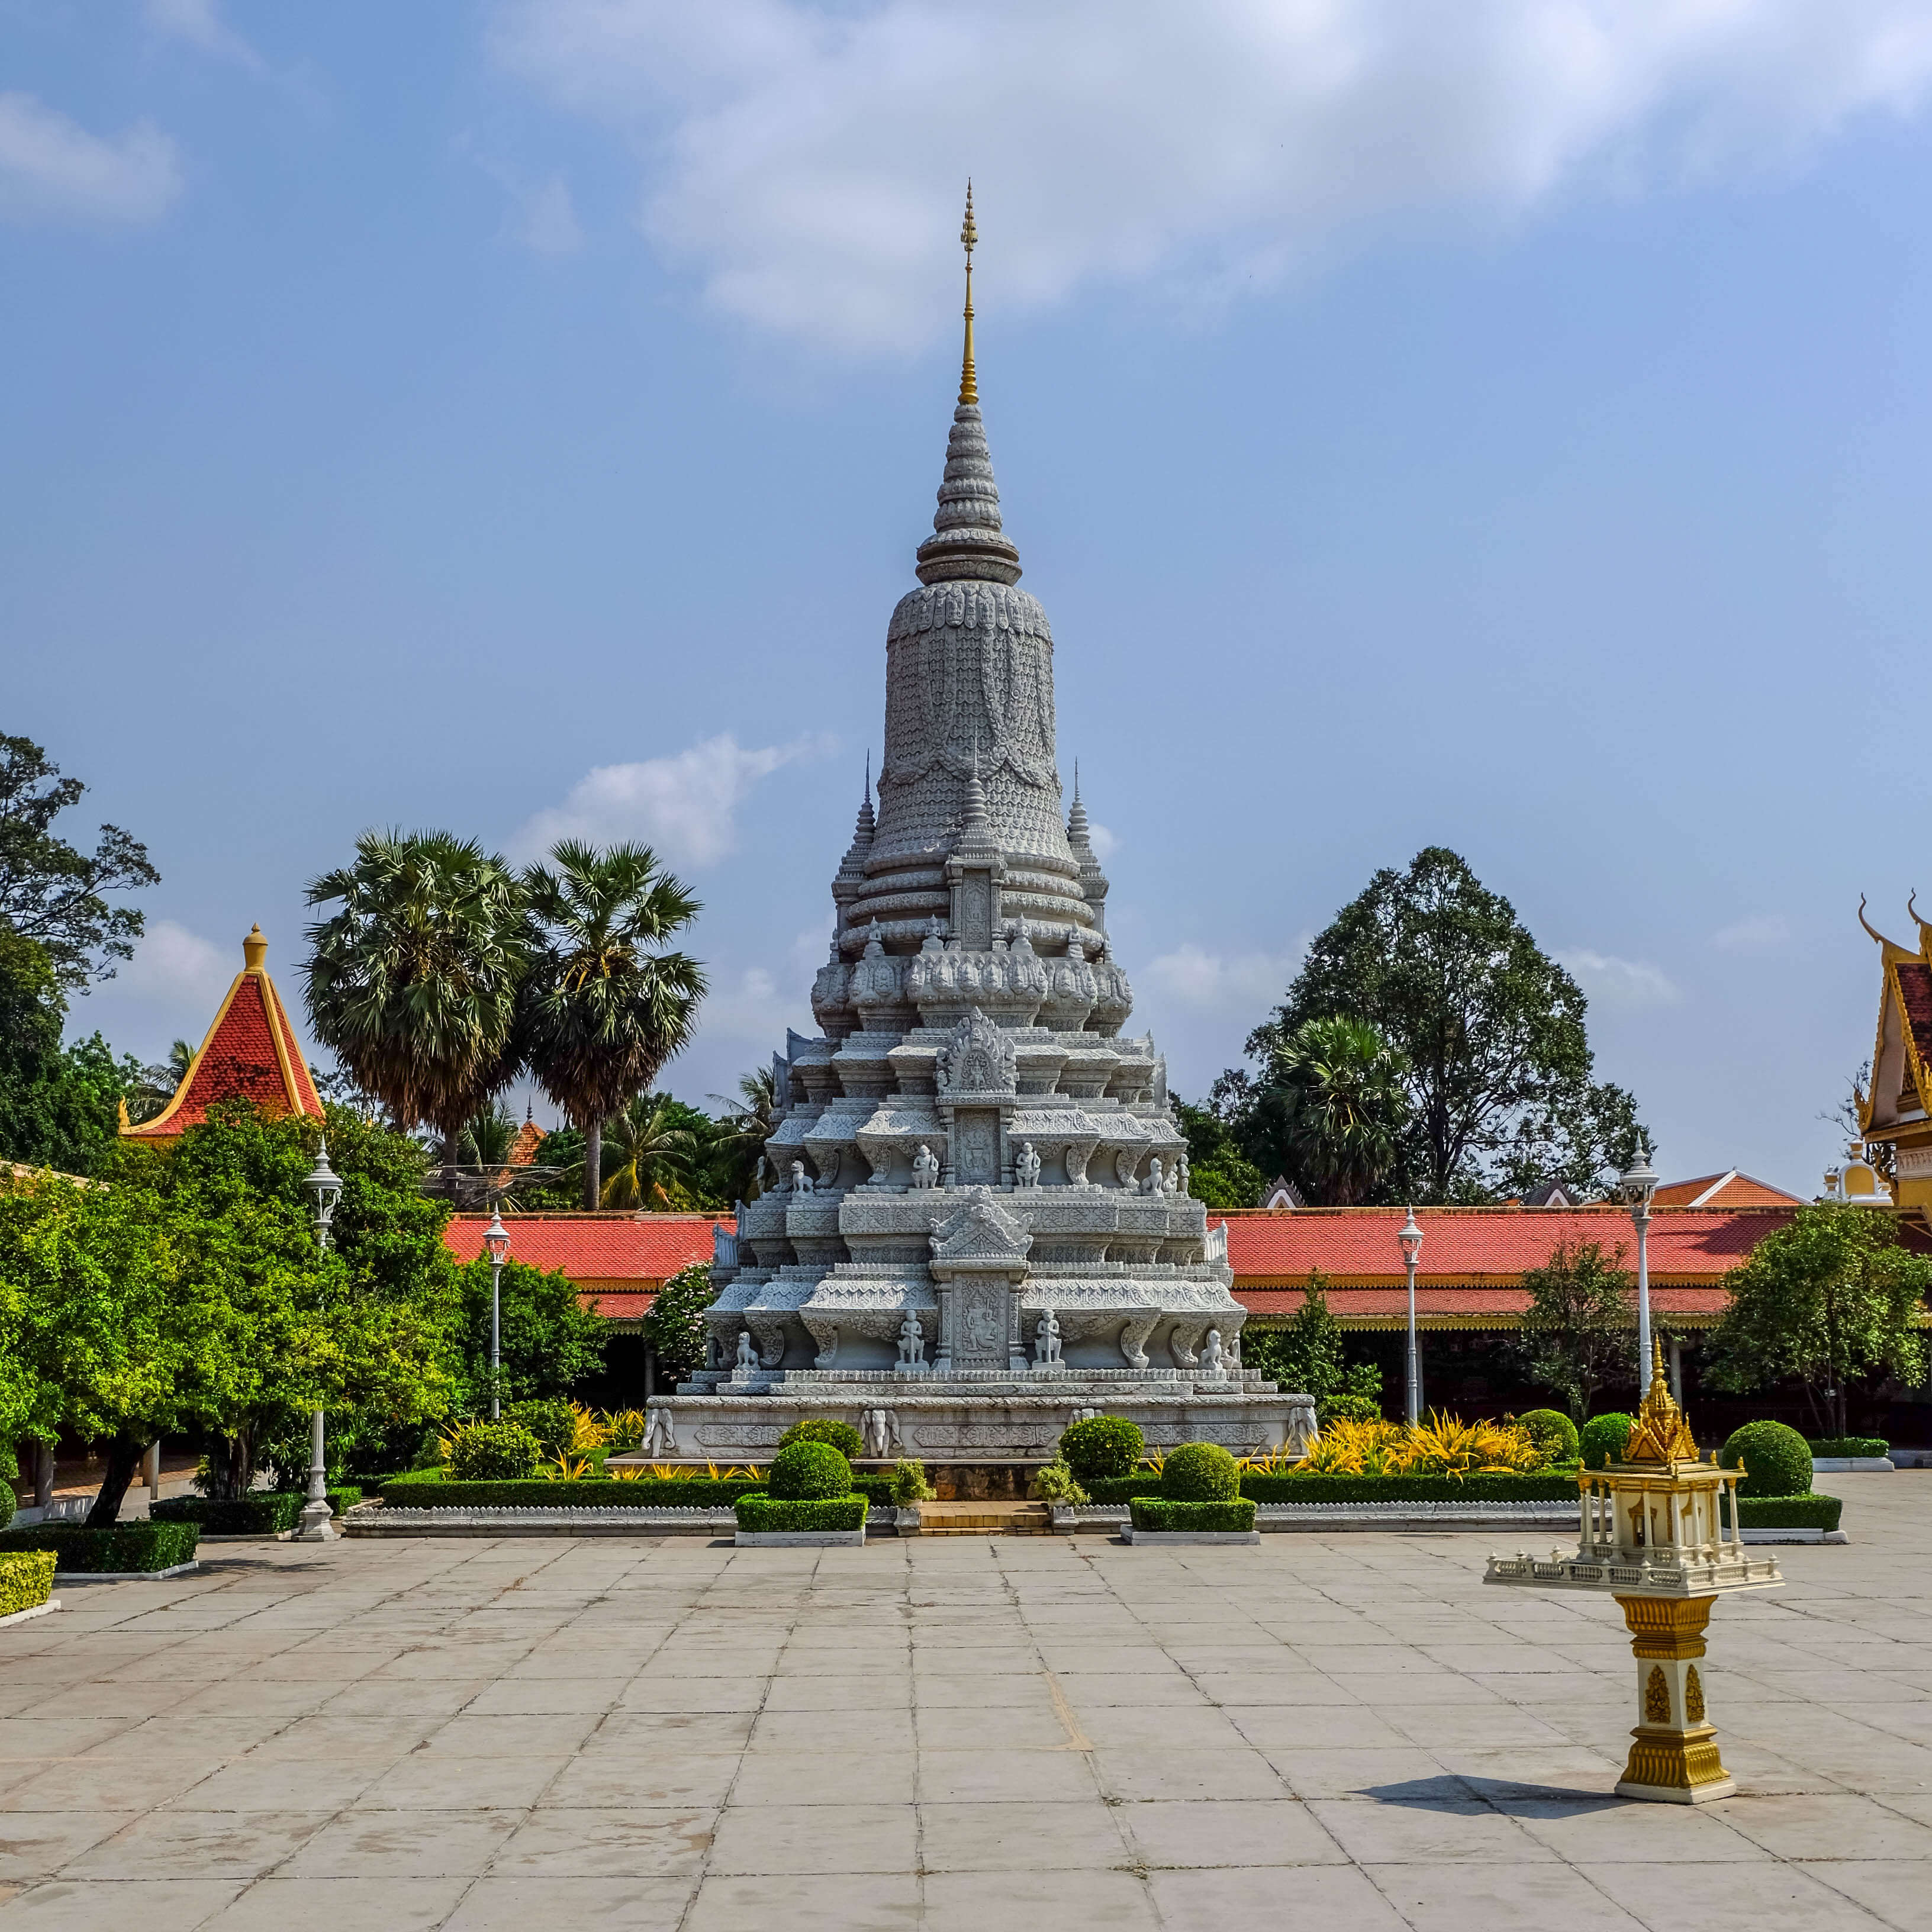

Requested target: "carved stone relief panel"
[
  {"left": 949, "top": 1278, "right": 1012, "bottom": 1370},
  {"left": 953, "top": 1108, "right": 1000, "bottom": 1186},
  {"left": 958, "top": 870, "right": 993, "bottom": 948}
]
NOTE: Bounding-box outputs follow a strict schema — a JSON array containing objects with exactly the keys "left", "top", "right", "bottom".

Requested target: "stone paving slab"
[{"left": 0, "top": 1471, "right": 1927, "bottom": 1927}]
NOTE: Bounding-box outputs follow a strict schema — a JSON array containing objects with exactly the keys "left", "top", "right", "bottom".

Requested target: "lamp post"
[
  {"left": 1398, "top": 1207, "right": 1424, "bottom": 1427},
  {"left": 297, "top": 1140, "right": 343, "bottom": 1544},
  {"left": 1619, "top": 1154, "right": 1660, "bottom": 1388},
  {"left": 484, "top": 1210, "right": 510, "bottom": 1421}
]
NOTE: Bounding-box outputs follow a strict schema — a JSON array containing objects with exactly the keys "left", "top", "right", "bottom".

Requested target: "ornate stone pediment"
[
  {"left": 929, "top": 1189, "right": 1032, "bottom": 1270},
  {"left": 936, "top": 1007, "right": 1017, "bottom": 1097}
]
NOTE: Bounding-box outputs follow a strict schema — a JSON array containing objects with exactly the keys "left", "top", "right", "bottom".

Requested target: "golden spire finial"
[
  {"left": 1625, "top": 1334, "right": 1697, "bottom": 1463},
  {"left": 958, "top": 180, "right": 978, "bottom": 407}
]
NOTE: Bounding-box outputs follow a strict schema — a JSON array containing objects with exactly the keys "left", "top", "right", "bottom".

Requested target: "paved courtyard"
[{"left": 2, "top": 1471, "right": 1930, "bottom": 1930}]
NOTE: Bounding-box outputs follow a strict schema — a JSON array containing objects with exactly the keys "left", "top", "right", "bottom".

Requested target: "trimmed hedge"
[
  {"left": 1581, "top": 1413, "right": 1634, "bottom": 1470},
  {"left": 0, "top": 1550, "right": 57, "bottom": 1616},
  {"left": 1129, "top": 1498, "right": 1258, "bottom": 1534},
  {"left": 151, "top": 1489, "right": 365, "bottom": 1534},
  {"left": 1087, "top": 1471, "right": 1582, "bottom": 1506},
  {"left": 1807, "top": 1437, "right": 1888, "bottom": 1459},
  {"left": 1517, "top": 1410, "right": 1581, "bottom": 1463},
  {"left": 449, "top": 1422, "right": 542, "bottom": 1482},
  {"left": 1737, "top": 1493, "right": 1843, "bottom": 1532},
  {"left": 1721, "top": 1421, "right": 1813, "bottom": 1498},
  {"left": 777, "top": 1418, "right": 865, "bottom": 1460},
  {"left": 1163, "top": 1442, "right": 1240, "bottom": 1502},
  {"left": 374, "top": 1471, "right": 894, "bottom": 1512},
  {"left": 0, "top": 1521, "right": 199, "bottom": 1572},
  {"left": 734, "top": 1493, "right": 868, "bottom": 1534},
  {"left": 769, "top": 1441, "right": 852, "bottom": 1500},
  {"left": 1060, "top": 1416, "right": 1144, "bottom": 1483}
]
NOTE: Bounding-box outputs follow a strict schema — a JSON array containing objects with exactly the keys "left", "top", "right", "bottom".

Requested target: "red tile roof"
[
  {"left": 444, "top": 1214, "right": 726, "bottom": 1285},
  {"left": 124, "top": 927, "right": 323, "bottom": 1139},
  {"left": 1650, "top": 1173, "right": 1807, "bottom": 1209},
  {"left": 1898, "top": 962, "right": 1932, "bottom": 1074}
]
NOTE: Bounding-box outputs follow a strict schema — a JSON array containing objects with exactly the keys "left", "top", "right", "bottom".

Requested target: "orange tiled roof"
[
  {"left": 443, "top": 1213, "right": 727, "bottom": 1284},
  {"left": 1650, "top": 1173, "right": 1807, "bottom": 1209},
  {"left": 123, "top": 926, "right": 323, "bottom": 1139}
]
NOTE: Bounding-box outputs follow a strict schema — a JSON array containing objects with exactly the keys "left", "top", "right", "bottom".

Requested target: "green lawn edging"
[
  {"left": 733, "top": 1493, "right": 868, "bottom": 1534},
  {"left": 0, "top": 1521, "right": 201, "bottom": 1572},
  {"left": 1128, "top": 1498, "right": 1258, "bottom": 1534},
  {"left": 376, "top": 1471, "right": 892, "bottom": 1511},
  {"left": 0, "top": 1550, "right": 57, "bottom": 1615},
  {"left": 1087, "top": 1471, "right": 1581, "bottom": 1506},
  {"left": 150, "top": 1489, "right": 364, "bottom": 1534}
]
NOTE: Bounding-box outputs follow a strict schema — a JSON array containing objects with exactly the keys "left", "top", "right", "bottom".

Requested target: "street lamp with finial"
[{"left": 295, "top": 1139, "right": 344, "bottom": 1544}]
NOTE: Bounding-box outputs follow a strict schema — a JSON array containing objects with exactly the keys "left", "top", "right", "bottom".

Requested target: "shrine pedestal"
[{"left": 1613, "top": 1596, "right": 1735, "bottom": 1804}]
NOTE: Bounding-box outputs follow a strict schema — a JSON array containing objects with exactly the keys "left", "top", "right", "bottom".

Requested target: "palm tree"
[
  {"left": 127, "top": 1037, "right": 198, "bottom": 1122},
  {"left": 302, "top": 830, "right": 529, "bottom": 1165},
  {"left": 520, "top": 840, "right": 706, "bottom": 1210},
  {"left": 598, "top": 1095, "right": 700, "bottom": 1210},
  {"left": 1268, "top": 1015, "right": 1409, "bottom": 1206},
  {"left": 709, "top": 1065, "right": 779, "bottom": 1203}
]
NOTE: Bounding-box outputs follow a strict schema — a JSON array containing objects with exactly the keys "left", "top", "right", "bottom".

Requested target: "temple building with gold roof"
[
  {"left": 1856, "top": 897, "right": 1932, "bottom": 1210},
  {"left": 120, "top": 925, "right": 323, "bottom": 1139}
]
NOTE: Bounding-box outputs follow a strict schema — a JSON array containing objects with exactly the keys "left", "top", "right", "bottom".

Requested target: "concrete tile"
[
  {"left": 1720, "top": 1791, "right": 1932, "bottom": 1860},
  {"left": 541, "top": 1751, "right": 739, "bottom": 1809},
  {"left": 1310, "top": 1798, "right": 1560, "bottom": 1865},
  {"left": 280, "top": 1809, "right": 523, "bottom": 1876},
  {"left": 761, "top": 1673, "right": 912, "bottom": 1711},
  {"left": 166, "top": 1757, "right": 388, "bottom": 1812},
  {"left": 353, "top": 1751, "right": 569, "bottom": 1809},
  {"left": 461, "top": 1676, "right": 622, "bottom": 1715},
  {"left": 0, "top": 1879, "right": 247, "bottom": 1928},
  {"left": 321, "top": 1679, "right": 491, "bottom": 1718},
  {"left": 1228, "top": 1706, "right": 1408, "bottom": 1750},
  {"left": 579, "top": 1709, "right": 755, "bottom": 1753},
  {"left": 0, "top": 1811, "right": 141, "bottom": 1881},
  {"left": 916, "top": 1800, "right": 1128, "bottom": 1872},
  {"left": 681, "top": 1872, "right": 919, "bottom": 1930},
  {"left": 1121, "top": 1798, "right": 1348, "bottom": 1869},
  {"left": 1368, "top": 1863, "right": 1647, "bottom": 1929},
  {"left": 1263, "top": 1747, "right": 1466, "bottom": 1801},
  {"left": 1513, "top": 1798, "right": 1770, "bottom": 1862},
  {"left": 443, "top": 1875, "right": 695, "bottom": 1928},
  {"left": 706, "top": 1802, "right": 917, "bottom": 1875},
  {"left": 728, "top": 1749, "right": 918, "bottom": 1806},
  {"left": 917, "top": 1748, "right": 1098, "bottom": 1804},
  {"left": 747, "top": 1708, "right": 916, "bottom": 1751},
  {"left": 922, "top": 1869, "right": 1159, "bottom": 1928},
  {"left": 1573, "top": 1859, "right": 1898, "bottom": 1932},
  {"left": 420, "top": 1712, "right": 600, "bottom": 1756},
  {"left": 1075, "top": 1705, "right": 1251, "bottom": 1751},
  {"left": 65, "top": 1812, "right": 329, "bottom": 1879},
  {"left": 1093, "top": 1747, "right": 1289, "bottom": 1803},
  {"left": 915, "top": 1704, "right": 1071, "bottom": 1750},
  {"left": 1806, "top": 1859, "right": 1932, "bottom": 1930},
  {"left": 614, "top": 1677, "right": 767, "bottom": 1713},
  {"left": 489, "top": 1807, "right": 713, "bottom": 1877},
  {"left": 199, "top": 1877, "right": 468, "bottom": 1930},
  {"left": 1147, "top": 1864, "right": 1410, "bottom": 1931}
]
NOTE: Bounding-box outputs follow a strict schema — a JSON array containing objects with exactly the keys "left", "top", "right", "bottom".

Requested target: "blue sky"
[{"left": 7, "top": 1, "right": 1932, "bottom": 1193}]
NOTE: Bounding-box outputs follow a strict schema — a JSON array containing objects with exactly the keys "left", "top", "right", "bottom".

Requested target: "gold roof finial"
[
  {"left": 1625, "top": 1335, "right": 1698, "bottom": 1464},
  {"left": 958, "top": 180, "right": 978, "bottom": 408}
]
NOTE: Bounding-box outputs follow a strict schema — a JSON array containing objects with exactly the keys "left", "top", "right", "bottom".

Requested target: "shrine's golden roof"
[{"left": 1624, "top": 1338, "right": 1700, "bottom": 1463}]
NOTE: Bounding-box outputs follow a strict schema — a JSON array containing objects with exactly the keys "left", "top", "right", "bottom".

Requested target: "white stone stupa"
[{"left": 646, "top": 192, "right": 1313, "bottom": 1482}]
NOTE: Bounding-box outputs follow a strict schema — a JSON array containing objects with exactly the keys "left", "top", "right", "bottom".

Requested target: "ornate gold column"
[{"left": 1613, "top": 1595, "right": 1734, "bottom": 1803}]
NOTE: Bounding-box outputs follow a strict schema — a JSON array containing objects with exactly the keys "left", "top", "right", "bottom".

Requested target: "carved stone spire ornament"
[{"left": 643, "top": 190, "right": 1313, "bottom": 1477}]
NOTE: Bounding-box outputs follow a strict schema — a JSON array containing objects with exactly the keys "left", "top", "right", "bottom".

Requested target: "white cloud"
[
  {"left": 119, "top": 919, "right": 233, "bottom": 1010},
  {"left": 1560, "top": 947, "right": 1681, "bottom": 1006},
  {"left": 0, "top": 93, "right": 183, "bottom": 225},
  {"left": 1086, "top": 821, "right": 1119, "bottom": 862},
  {"left": 491, "top": 0, "right": 1932, "bottom": 351},
  {"left": 1712, "top": 912, "right": 1791, "bottom": 951},
  {"left": 510, "top": 732, "right": 830, "bottom": 865},
  {"left": 144, "top": 0, "right": 260, "bottom": 66},
  {"left": 1144, "top": 942, "right": 1296, "bottom": 1013}
]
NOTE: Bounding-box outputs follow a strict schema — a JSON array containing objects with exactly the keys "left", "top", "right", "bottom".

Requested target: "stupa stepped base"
[{"left": 639, "top": 1382, "right": 1315, "bottom": 1467}]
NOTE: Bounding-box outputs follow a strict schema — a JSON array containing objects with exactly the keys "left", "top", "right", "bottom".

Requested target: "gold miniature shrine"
[{"left": 1486, "top": 1344, "right": 1782, "bottom": 1804}]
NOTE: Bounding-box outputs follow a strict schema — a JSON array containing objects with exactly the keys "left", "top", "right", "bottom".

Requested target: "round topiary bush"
[
  {"left": 1516, "top": 1409, "right": 1581, "bottom": 1464},
  {"left": 1059, "top": 1415, "right": 1145, "bottom": 1483},
  {"left": 1161, "top": 1441, "right": 1240, "bottom": 1502},
  {"left": 777, "top": 1418, "right": 866, "bottom": 1461},
  {"left": 1580, "top": 1413, "right": 1633, "bottom": 1471},
  {"left": 447, "top": 1422, "right": 542, "bottom": 1482},
  {"left": 769, "top": 1440, "right": 853, "bottom": 1500},
  {"left": 504, "top": 1398, "right": 577, "bottom": 1457},
  {"left": 1720, "top": 1420, "right": 1812, "bottom": 1498}
]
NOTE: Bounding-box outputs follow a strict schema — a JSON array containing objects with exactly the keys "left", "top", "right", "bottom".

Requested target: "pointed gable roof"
[{"left": 121, "top": 925, "right": 324, "bottom": 1138}]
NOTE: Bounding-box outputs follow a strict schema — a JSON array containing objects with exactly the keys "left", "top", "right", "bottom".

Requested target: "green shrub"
[
  {"left": 1807, "top": 1437, "right": 1888, "bottom": 1459},
  {"left": 1735, "top": 1493, "right": 1843, "bottom": 1532},
  {"left": 1720, "top": 1421, "right": 1813, "bottom": 1498},
  {"left": 0, "top": 1473, "right": 14, "bottom": 1534},
  {"left": 0, "top": 1522, "right": 199, "bottom": 1572},
  {"left": 733, "top": 1493, "right": 868, "bottom": 1534},
  {"left": 447, "top": 1422, "right": 542, "bottom": 1482},
  {"left": 1059, "top": 1415, "right": 1144, "bottom": 1483},
  {"left": 1516, "top": 1409, "right": 1580, "bottom": 1463},
  {"left": 1082, "top": 1470, "right": 1583, "bottom": 1506},
  {"left": 777, "top": 1418, "right": 865, "bottom": 1460},
  {"left": 849, "top": 1474, "right": 893, "bottom": 1507},
  {"left": 890, "top": 1458, "right": 936, "bottom": 1505},
  {"left": 1162, "top": 1441, "right": 1240, "bottom": 1502},
  {"left": 504, "top": 1398, "right": 578, "bottom": 1457},
  {"left": 379, "top": 1473, "right": 762, "bottom": 1509},
  {"left": 1580, "top": 1413, "right": 1634, "bottom": 1470},
  {"left": 0, "top": 1550, "right": 56, "bottom": 1615},
  {"left": 1129, "top": 1498, "right": 1258, "bottom": 1534},
  {"left": 768, "top": 1441, "right": 852, "bottom": 1500},
  {"left": 1319, "top": 1392, "right": 1383, "bottom": 1425},
  {"left": 152, "top": 1493, "right": 304, "bottom": 1535},
  {"left": 1028, "top": 1459, "right": 1088, "bottom": 1504}
]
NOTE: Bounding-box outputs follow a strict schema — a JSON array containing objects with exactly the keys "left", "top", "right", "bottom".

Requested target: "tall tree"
[
  {"left": 1515, "top": 1239, "right": 1634, "bottom": 1421},
  {"left": 709, "top": 1066, "right": 780, "bottom": 1203},
  {"left": 0, "top": 732, "right": 157, "bottom": 988},
  {"left": 598, "top": 1095, "right": 700, "bottom": 1210},
  {"left": 1226, "top": 848, "right": 1647, "bottom": 1202},
  {"left": 304, "top": 830, "right": 530, "bottom": 1167},
  {"left": 1172, "top": 1099, "right": 1266, "bottom": 1209},
  {"left": 521, "top": 841, "right": 706, "bottom": 1211},
  {"left": 1706, "top": 1203, "right": 1930, "bottom": 1437},
  {"left": 1267, "top": 1015, "right": 1409, "bottom": 1206}
]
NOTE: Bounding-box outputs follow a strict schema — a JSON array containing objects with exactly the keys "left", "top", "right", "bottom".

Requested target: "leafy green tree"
[
  {"left": 1706, "top": 1203, "right": 1931, "bottom": 1437},
  {"left": 645, "top": 1260, "right": 716, "bottom": 1385},
  {"left": 455, "top": 1254, "right": 606, "bottom": 1409},
  {"left": 0, "top": 732, "right": 157, "bottom": 988},
  {"left": 709, "top": 1066, "right": 780, "bottom": 1203},
  {"left": 1225, "top": 848, "right": 1647, "bottom": 1202},
  {"left": 521, "top": 841, "right": 707, "bottom": 1210},
  {"left": 1240, "top": 1274, "right": 1382, "bottom": 1415},
  {"left": 599, "top": 1095, "right": 702, "bottom": 1210},
  {"left": 304, "top": 830, "right": 530, "bottom": 1165},
  {"left": 0, "top": 928, "right": 144, "bottom": 1176},
  {"left": 1173, "top": 1099, "right": 1265, "bottom": 1209},
  {"left": 1515, "top": 1239, "right": 1633, "bottom": 1422},
  {"left": 1267, "top": 1015, "right": 1409, "bottom": 1205}
]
